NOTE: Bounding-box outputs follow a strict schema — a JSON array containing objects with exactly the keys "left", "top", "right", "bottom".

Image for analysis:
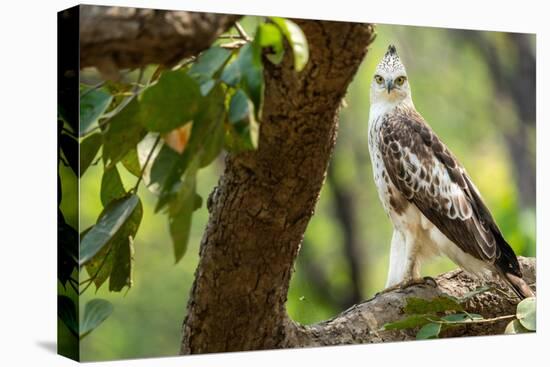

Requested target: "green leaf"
[
  {"left": 516, "top": 297, "right": 536, "bottom": 331},
  {"left": 228, "top": 89, "right": 250, "bottom": 124},
  {"left": 85, "top": 199, "right": 142, "bottom": 290},
  {"left": 58, "top": 295, "right": 78, "bottom": 337},
  {"left": 404, "top": 296, "right": 463, "bottom": 315},
  {"left": 80, "top": 88, "right": 113, "bottom": 136},
  {"left": 100, "top": 165, "right": 126, "bottom": 207},
  {"left": 139, "top": 70, "right": 201, "bottom": 133},
  {"left": 189, "top": 84, "right": 226, "bottom": 167},
  {"left": 270, "top": 17, "right": 309, "bottom": 72},
  {"left": 227, "top": 89, "right": 260, "bottom": 151},
  {"left": 136, "top": 134, "right": 162, "bottom": 193},
  {"left": 257, "top": 23, "right": 284, "bottom": 65},
  {"left": 149, "top": 143, "right": 183, "bottom": 196},
  {"left": 121, "top": 148, "right": 141, "bottom": 177},
  {"left": 168, "top": 159, "right": 200, "bottom": 263},
  {"left": 109, "top": 236, "right": 135, "bottom": 291},
  {"left": 221, "top": 42, "right": 264, "bottom": 119},
  {"left": 505, "top": 319, "right": 530, "bottom": 334},
  {"left": 84, "top": 244, "right": 114, "bottom": 289},
  {"left": 80, "top": 299, "right": 114, "bottom": 339},
  {"left": 60, "top": 132, "right": 78, "bottom": 175},
  {"left": 416, "top": 322, "right": 441, "bottom": 340},
  {"left": 384, "top": 314, "right": 435, "bottom": 331},
  {"left": 199, "top": 112, "right": 225, "bottom": 167},
  {"left": 189, "top": 46, "right": 232, "bottom": 84},
  {"left": 153, "top": 85, "right": 226, "bottom": 211},
  {"left": 79, "top": 194, "right": 139, "bottom": 265},
  {"left": 58, "top": 214, "right": 78, "bottom": 286},
  {"left": 79, "top": 133, "right": 102, "bottom": 177},
  {"left": 199, "top": 79, "right": 216, "bottom": 96},
  {"left": 103, "top": 98, "right": 147, "bottom": 168}
]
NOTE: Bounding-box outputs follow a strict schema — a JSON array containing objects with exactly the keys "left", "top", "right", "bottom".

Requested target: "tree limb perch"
[
  {"left": 79, "top": 5, "right": 241, "bottom": 70},
  {"left": 286, "top": 257, "right": 535, "bottom": 346}
]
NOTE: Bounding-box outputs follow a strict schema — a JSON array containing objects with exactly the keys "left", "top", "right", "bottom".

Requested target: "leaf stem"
[
  {"left": 427, "top": 314, "right": 515, "bottom": 325},
  {"left": 235, "top": 22, "right": 252, "bottom": 42}
]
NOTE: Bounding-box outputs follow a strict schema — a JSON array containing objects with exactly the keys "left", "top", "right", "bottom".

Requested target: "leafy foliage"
[
  {"left": 57, "top": 18, "right": 310, "bottom": 341},
  {"left": 384, "top": 287, "right": 536, "bottom": 339}
]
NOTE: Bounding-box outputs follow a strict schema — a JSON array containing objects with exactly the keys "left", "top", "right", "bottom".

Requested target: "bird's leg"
[{"left": 378, "top": 232, "right": 437, "bottom": 296}]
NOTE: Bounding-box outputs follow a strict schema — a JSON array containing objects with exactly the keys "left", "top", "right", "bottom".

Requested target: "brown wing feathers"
[{"left": 378, "top": 108, "right": 528, "bottom": 290}]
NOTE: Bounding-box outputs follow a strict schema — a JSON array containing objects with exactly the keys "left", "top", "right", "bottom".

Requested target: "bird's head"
[{"left": 371, "top": 45, "right": 412, "bottom": 106}]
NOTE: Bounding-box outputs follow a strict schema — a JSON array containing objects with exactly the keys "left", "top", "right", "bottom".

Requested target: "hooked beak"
[{"left": 386, "top": 80, "right": 393, "bottom": 94}]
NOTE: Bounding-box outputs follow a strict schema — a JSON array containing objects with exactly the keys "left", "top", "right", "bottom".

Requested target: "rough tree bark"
[{"left": 79, "top": 5, "right": 241, "bottom": 70}]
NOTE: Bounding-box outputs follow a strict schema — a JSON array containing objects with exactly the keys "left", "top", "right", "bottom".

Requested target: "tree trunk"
[{"left": 180, "top": 19, "right": 376, "bottom": 354}]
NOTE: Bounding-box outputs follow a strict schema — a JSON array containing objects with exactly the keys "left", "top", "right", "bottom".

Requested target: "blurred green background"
[{"left": 59, "top": 20, "right": 536, "bottom": 361}]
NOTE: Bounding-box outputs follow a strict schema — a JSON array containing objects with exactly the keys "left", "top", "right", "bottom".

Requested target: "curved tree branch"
[
  {"left": 287, "top": 257, "right": 535, "bottom": 346},
  {"left": 79, "top": 5, "right": 241, "bottom": 70}
]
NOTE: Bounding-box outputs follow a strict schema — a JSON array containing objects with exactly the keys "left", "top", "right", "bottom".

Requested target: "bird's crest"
[{"left": 377, "top": 44, "right": 406, "bottom": 74}]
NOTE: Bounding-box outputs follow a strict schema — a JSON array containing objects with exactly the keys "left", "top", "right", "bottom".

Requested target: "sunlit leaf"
[
  {"left": 79, "top": 133, "right": 102, "bottom": 177},
  {"left": 79, "top": 194, "right": 139, "bottom": 265},
  {"left": 139, "top": 70, "right": 201, "bottom": 133},
  {"left": 270, "top": 17, "right": 309, "bottom": 71},
  {"left": 516, "top": 297, "right": 536, "bottom": 331},
  {"left": 257, "top": 23, "right": 284, "bottom": 65},
  {"left": 505, "top": 319, "right": 530, "bottom": 334},
  {"left": 164, "top": 123, "right": 193, "bottom": 154},
  {"left": 80, "top": 299, "right": 114, "bottom": 339},
  {"left": 80, "top": 87, "right": 112, "bottom": 136},
  {"left": 136, "top": 133, "right": 162, "bottom": 194}
]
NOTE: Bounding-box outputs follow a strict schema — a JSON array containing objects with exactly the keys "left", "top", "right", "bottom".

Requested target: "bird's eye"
[
  {"left": 374, "top": 75, "right": 384, "bottom": 84},
  {"left": 395, "top": 76, "right": 407, "bottom": 86}
]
